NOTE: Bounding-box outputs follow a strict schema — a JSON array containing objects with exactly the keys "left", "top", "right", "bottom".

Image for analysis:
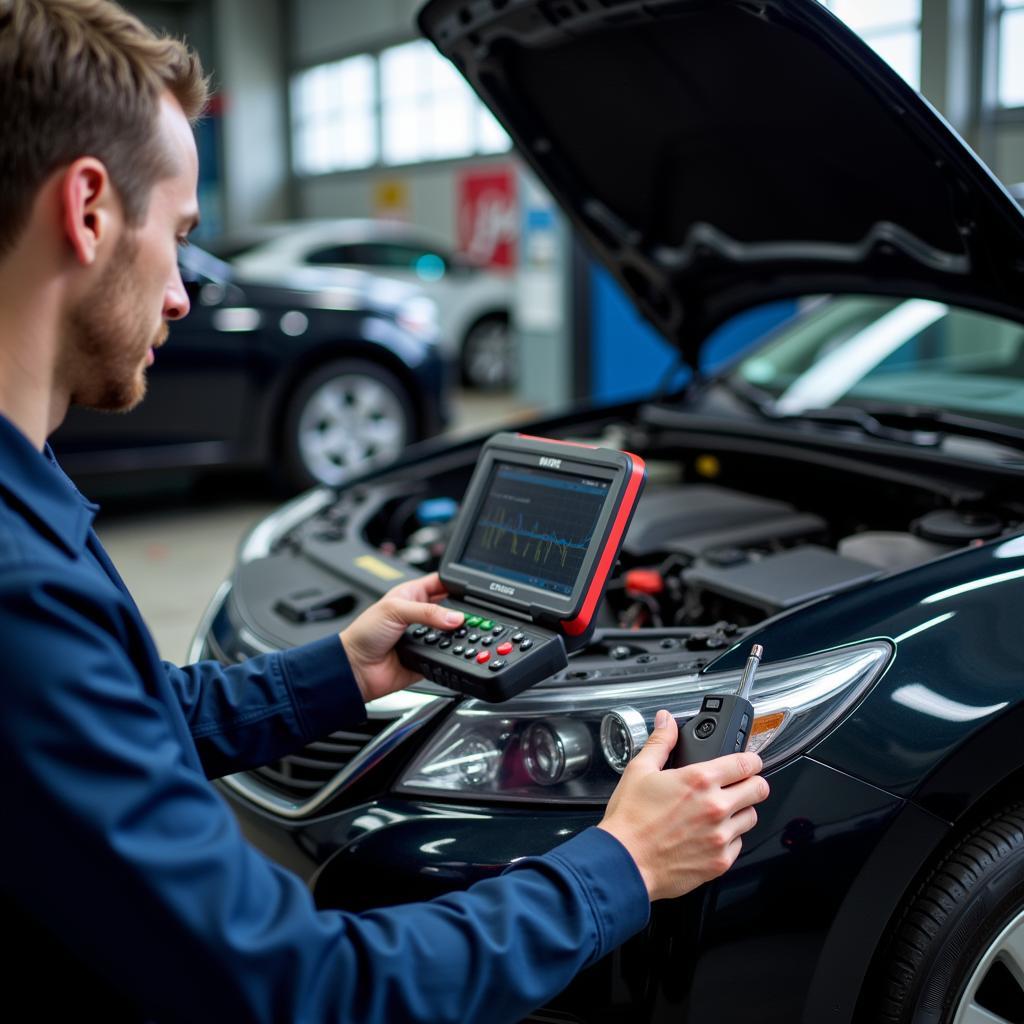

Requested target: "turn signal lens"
[{"left": 748, "top": 711, "right": 790, "bottom": 755}]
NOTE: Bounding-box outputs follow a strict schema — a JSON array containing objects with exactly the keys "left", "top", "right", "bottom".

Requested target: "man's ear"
[{"left": 60, "top": 158, "right": 119, "bottom": 266}]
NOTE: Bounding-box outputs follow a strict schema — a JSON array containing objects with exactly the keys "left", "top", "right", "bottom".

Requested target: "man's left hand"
[{"left": 339, "top": 573, "right": 464, "bottom": 703}]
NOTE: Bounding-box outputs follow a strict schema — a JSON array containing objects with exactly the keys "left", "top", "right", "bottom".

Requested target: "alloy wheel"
[
  {"left": 296, "top": 373, "right": 408, "bottom": 486},
  {"left": 953, "top": 909, "right": 1024, "bottom": 1024}
]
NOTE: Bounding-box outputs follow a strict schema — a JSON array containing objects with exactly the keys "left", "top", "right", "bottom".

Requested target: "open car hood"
[{"left": 419, "top": 0, "right": 1024, "bottom": 369}]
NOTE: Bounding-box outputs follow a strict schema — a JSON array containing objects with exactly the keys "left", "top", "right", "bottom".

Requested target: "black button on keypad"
[
  {"left": 519, "top": 638, "right": 533, "bottom": 651},
  {"left": 454, "top": 628, "right": 467, "bottom": 638},
  {"left": 489, "top": 660, "right": 506, "bottom": 671},
  {"left": 511, "top": 632, "right": 525, "bottom": 642},
  {"left": 438, "top": 639, "right": 452, "bottom": 649},
  {"left": 452, "top": 644, "right": 465, "bottom": 655},
  {"left": 467, "top": 633, "right": 480, "bottom": 643},
  {"left": 424, "top": 632, "right": 440, "bottom": 644},
  {"left": 481, "top": 636, "right": 494, "bottom": 646},
  {"left": 413, "top": 626, "right": 429, "bottom": 637},
  {"left": 464, "top": 648, "right": 477, "bottom": 658},
  {"left": 492, "top": 626, "right": 504, "bottom": 636}
]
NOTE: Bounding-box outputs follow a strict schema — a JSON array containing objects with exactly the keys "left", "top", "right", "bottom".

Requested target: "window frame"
[
  {"left": 290, "top": 53, "right": 379, "bottom": 176},
  {"left": 818, "top": 0, "right": 923, "bottom": 91},
  {"left": 992, "top": 0, "right": 1024, "bottom": 112},
  {"left": 288, "top": 38, "right": 512, "bottom": 180}
]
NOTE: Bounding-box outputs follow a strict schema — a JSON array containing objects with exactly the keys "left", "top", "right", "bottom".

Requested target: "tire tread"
[{"left": 873, "top": 802, "right": 1024, "bottom": 1023}]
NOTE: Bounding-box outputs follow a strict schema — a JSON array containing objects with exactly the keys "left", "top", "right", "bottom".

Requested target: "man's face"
[{"left": 67, "top": 93, "right": 199, "bottom": 412}]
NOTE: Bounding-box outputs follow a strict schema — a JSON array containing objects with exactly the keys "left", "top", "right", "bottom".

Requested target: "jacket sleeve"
[
  {"left": 0, "top": 568, "right": 650, "bottom": 1024},
  {"left": 161, "top": 635, "right": 367, "bottom": 779}
]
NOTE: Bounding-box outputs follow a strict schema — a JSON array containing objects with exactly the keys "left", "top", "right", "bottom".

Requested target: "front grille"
[
  {"left": 249, "top": 719, "right": 393, "bottom": 802},
  {"left": 223, "top": 689, "right": 449, "bottom": 819}
]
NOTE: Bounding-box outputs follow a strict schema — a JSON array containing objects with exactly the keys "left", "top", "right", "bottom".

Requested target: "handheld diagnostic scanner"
[{"left": 397, "top": 432, "right": 646, "bottom": 701}]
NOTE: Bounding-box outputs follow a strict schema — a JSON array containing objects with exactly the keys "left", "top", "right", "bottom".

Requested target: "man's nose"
[{"left": 164, "top": 272, "right": 191, "bottom": 321}]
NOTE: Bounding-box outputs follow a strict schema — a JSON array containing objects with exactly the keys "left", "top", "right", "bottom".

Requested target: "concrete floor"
[{"left": 95, "top": 389, "right": 534, "bottom": 662}]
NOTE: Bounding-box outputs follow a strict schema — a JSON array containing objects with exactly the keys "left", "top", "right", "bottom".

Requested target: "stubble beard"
[{"left": 66, "top": 234, "right": 166, "bottom": 414}]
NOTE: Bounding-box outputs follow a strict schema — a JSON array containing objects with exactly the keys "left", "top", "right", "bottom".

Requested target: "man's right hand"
[{"left": 596, "top": 710, "right": 768, "bottom": 902}]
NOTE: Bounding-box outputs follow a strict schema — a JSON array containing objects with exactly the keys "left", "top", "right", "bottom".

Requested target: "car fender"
[
  {"left": 700, "top": 537, "right": 1024, "bottom": 803},
  {"left": 801, "top": 794, "right": 950, "bottom": 1023}
]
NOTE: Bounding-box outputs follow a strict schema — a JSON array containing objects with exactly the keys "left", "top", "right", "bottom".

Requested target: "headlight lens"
[
  {"left": 395, "top": 640, "right": 892, "bottom": 804},
  {"left": 522, "top": 719, "right": 592, "bottom": 786},
  {"left": 600, "top": 706, "right": 649, "bottom": 774},
  {"left": 396, "top": 296, "right": 440, "bottom": 340}
]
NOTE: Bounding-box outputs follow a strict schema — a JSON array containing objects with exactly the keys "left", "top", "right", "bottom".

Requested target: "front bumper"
[{"left": 219, "top": 754, "right": 946, "bottom": 1024}]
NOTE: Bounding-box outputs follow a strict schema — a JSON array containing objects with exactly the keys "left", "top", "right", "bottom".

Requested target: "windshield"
[{"left": 732, "top": 296, "right": 1024, "bottom": 429}]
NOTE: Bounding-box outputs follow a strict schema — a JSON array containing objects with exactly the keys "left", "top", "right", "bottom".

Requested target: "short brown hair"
[{"left": 0, "top": 0, "right": 208, "bottom": 258}]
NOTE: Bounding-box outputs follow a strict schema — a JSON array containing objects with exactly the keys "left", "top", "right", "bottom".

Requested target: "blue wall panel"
[{"left": 589, "top": 263, "right": 797, "bottom": 400}]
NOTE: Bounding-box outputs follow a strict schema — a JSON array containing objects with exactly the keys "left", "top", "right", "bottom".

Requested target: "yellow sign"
[{"left": 373, "top": 179, "right": 409, "bottom": 218}]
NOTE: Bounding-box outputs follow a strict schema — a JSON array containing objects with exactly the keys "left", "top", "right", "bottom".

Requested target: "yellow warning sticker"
[{"left": 354, "top": 555, "right": 406, "bottom": 581}]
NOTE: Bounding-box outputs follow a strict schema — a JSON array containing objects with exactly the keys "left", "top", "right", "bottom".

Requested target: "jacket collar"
[{"left": 0, "top": 413, "right": 97, "bottom": 555}]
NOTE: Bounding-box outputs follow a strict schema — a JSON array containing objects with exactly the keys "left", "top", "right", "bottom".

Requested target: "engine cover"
[{"left": 622, "top": 485, "right": 826, "bottom": 558}]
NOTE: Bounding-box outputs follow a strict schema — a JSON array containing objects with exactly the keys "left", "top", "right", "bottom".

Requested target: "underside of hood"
[{"left": 418, "top": 0, "right": 1024, "bottom": 368}]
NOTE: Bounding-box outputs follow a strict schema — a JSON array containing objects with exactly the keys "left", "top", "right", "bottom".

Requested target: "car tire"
[
  {"left": 460, "top": 313, "right": 515, "bottom": 390},
  {"left": 278, "top": 359, "right": 415, "bottom": 491},
  {"left": 874, "top": 803, "right": 1024, "bottom": 1024}
]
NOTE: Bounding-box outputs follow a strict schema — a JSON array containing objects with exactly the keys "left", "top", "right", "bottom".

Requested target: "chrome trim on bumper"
[{"left": 220, "top": 690, "right": 451, "bottom": 819}]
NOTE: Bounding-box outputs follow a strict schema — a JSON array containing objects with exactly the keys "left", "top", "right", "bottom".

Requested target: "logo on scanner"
[
  {"left": 539, "top": 456, "right": 562, "bottom": 469},
  {"left": 490, "top": 582, "right": 516, "bottom": 596}
]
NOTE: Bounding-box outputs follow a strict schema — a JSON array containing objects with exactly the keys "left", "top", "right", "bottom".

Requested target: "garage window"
[
  {"left": 291, "top": 41, "right": 511, "bottom": 177},
  {"left": 819, "top": 0, "right": 922, "bottom": 91},
  {"left": 380, "top": 40, "right": 510, "bottom": 165},
  {"left": 291, "top": 55, "right": 377, "bottom": 174},
  {"left": 998, "top": 0, "right": 1024, "bottom": 107}
]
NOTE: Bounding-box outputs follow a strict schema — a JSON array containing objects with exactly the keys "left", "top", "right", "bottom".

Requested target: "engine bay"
[{"left": 243, "top": 419, "right": 1021, "bottom": 687}]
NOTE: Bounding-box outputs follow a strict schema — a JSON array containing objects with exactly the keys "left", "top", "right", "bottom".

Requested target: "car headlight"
[
  {"left": 395, "top": 640, "right": 892, "bottom": 804},
  {"left": 396, "top": 296, "right": 440, "bottom": 341}
]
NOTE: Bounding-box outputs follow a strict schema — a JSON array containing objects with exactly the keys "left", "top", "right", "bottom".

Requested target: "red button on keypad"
[
  {"left": 496, "top": 642, "right": 513, "bottom": 656},
  {"left": 476, "top": 650, "right": 491, "bottom": 664}
]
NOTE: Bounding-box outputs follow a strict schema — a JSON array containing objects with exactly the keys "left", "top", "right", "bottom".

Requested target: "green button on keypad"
[
  {"left": 478, "top": 619, "right": 495, "bottom": 630},
  {"left": 465, "top": 615, "right": 483, "bottom": 627}
]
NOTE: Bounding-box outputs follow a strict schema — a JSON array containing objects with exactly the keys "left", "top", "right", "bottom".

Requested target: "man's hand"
[
  {"left": 597, "top": 710, "right": 769, "bottom": 901},
  {"left": 340, "top": 573, "right": 464, "bottom": 703}
]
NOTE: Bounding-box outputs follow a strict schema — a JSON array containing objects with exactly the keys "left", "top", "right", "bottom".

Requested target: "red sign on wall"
[{"left": 456, "top": 166, "right": 518, "bottom": 270}]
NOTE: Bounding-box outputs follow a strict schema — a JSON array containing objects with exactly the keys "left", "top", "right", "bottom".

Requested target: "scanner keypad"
[
  {"left": 403, "top": 615, "right": 545, "bottom": 674},
  {"left": 398, "top": 606, "right": 568, "bottom": 703}
]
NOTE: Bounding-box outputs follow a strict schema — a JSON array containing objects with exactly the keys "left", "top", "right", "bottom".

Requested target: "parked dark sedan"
[
  {"left": 192, "top": 2, "right": 1024, "bottom": 1022},
  {"left": 51, "top": 243, "right": 450, "bottom": 491}
]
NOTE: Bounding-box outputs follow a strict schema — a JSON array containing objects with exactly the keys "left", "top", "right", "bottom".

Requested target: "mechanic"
[{"left": 0, "top": 2, "right": 769, "bottom": 1021}]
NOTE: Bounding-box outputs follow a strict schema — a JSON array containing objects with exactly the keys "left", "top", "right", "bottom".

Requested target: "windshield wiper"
[
  {"left": 825, "top": 404, "right": 1024, "bottom": 456},
  {"left": 770, "top": 404, "right": 945, "bottom": 447},
  {"left": 787, "top": 403, "right": 1024, "bottom": 456},
  {"left": 715, "top": 378, "right": 1024, "bottom": 455}
]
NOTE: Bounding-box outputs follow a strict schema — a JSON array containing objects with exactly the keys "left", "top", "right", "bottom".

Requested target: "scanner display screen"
[{"left": 459, "top": 462, "right": 610, "bottom": 595}]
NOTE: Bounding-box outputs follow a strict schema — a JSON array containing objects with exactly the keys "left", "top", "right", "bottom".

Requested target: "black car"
[
  {"left": 193, "top": 3, "right": 1024, "bottom": 1022},
  {"left": 52, "top": 243, "right": 450, "bottom": 491}
]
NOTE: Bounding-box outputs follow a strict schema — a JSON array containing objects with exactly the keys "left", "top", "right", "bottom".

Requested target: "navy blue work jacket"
[{"left": 0, "top": 413, "right": 649, "bottom": 1023}]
